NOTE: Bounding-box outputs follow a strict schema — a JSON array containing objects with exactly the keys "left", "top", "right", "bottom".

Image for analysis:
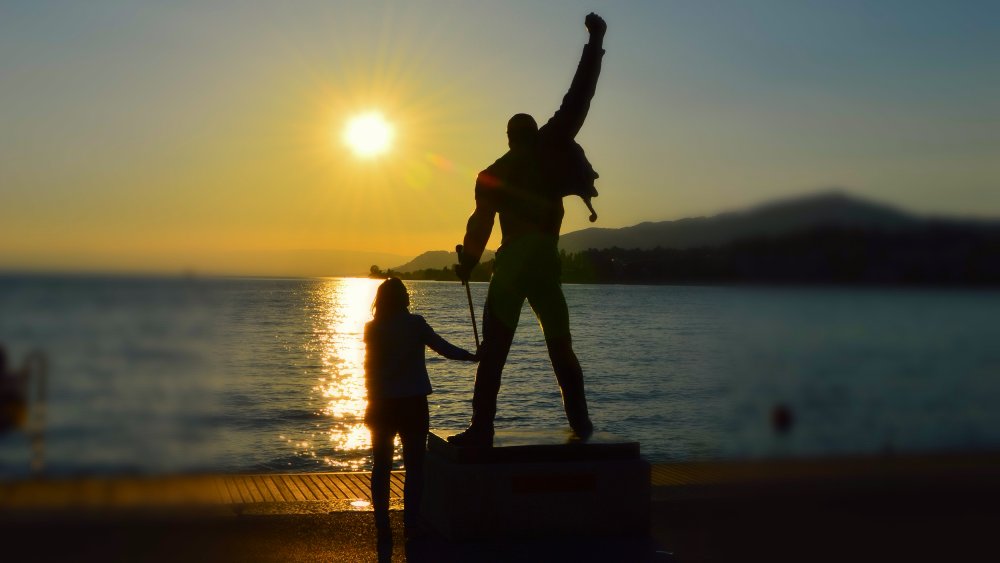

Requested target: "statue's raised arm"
[{"left": 540, "top": 13, "right": 607, "bottom": 141}]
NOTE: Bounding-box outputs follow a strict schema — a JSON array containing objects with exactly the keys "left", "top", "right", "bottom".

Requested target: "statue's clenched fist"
[{"left": 585, "top": 13, "right": 607, "bottom": 39}]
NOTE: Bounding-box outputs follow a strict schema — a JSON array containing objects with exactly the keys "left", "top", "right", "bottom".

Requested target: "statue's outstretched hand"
[
  {"left": 454, "top": 259, "right": 474, "bottom": 284},
  {"left": 455, "top": 244, "right": 480, "bottom": 284},
  {"left": 585, "top": 13, "right": 606, "bottom": 39}
]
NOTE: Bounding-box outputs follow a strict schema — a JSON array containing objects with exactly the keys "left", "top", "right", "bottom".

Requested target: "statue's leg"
[
  {"left": 528, "top": 273, "right": 593, "bottom": 438},
  {"left": 470, "top": 287, "right": 519, "bottom": 430},
  {"left": 451, "top": 264, "right": 523, "bottom": 445},
  {"left": 546, "top": 335, "right": 592, "bottom": 438}
]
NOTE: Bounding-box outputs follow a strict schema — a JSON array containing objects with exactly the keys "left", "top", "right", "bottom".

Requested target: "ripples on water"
[{"left": 1, "top": 276, "right": 999, "bottom": 477}]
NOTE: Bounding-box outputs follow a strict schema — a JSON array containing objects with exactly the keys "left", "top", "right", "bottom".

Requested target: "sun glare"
[{"left": 343, "top": 112, "right": 394, "bottom": 158}]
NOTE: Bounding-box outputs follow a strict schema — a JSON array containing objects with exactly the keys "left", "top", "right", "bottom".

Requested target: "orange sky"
[{"left": 2, "top": 1, "right": 997, "bottom": 276}]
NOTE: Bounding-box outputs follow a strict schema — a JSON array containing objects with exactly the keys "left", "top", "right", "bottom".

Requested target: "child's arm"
[{"left": 420, "top": 318, "right": 478, "bottom": 361}]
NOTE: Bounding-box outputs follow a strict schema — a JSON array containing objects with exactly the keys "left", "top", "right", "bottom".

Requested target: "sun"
[{"left": 343, "top": 112, "right": 394, "bottom": 158}]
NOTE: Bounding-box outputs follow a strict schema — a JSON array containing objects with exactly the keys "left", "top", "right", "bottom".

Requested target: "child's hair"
[{"left": 372, "top": 277, "right": 410, "bottom": 319}]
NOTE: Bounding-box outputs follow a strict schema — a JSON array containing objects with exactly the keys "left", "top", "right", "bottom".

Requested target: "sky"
[{"left": 1, "top": 0, "right": 998, "bottom": 276}]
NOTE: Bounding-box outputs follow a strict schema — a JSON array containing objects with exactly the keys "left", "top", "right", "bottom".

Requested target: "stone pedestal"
[{"left": 422, "top": 429, "right": 650, "bottom": 540}]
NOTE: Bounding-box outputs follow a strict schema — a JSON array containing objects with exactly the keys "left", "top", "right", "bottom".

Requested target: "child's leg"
[
  {"left": 399, "top": 396, "right": 430, "bottom": 530},
  {"left": 370, "top": 428, "right": 394, "bottom": 532}
]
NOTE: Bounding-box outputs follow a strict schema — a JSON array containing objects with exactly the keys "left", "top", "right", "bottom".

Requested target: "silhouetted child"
[
  {"left": 0, "top": 345, "right": 28, "bottom": 433},
  {"left": 364, "top": 277, "right": 478, "bottom": 544}
]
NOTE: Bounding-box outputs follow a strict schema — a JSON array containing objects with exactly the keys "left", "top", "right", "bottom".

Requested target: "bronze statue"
[{"left": 451, "top": 13, "right": 608, "bottom": 446}]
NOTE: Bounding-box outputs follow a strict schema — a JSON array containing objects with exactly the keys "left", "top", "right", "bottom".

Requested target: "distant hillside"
[
  {"left": 558, "top": 191, "right": 925, "bottom": 253},
  {"left": 392, "top": 249, "right": 496, "bottom": 273},
  {"left": 552, "top": 191, "right": 1000, "bottom": 285},
  {"left": 387, "top": 191, "right": 1000, "bottom": 286}
]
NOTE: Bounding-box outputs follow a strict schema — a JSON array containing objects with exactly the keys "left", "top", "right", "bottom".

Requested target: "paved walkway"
[
  {"left": 0, "top": 472, "right": 396, "bottom": 510},
  {"left": 1, "top": 453, "right": 998, "bottom": 562},
  {"left": 3, "top": 452, "right": 998, "bottom": 512}
]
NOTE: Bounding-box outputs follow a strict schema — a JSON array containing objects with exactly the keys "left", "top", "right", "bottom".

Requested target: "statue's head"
[{"left": 507, "top": 113, "right": 538, "bottom": 150}]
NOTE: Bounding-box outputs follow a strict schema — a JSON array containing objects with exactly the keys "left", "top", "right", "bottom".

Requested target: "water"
[{"left": 1, "top": 275, "right": 999, "bottom": 477}]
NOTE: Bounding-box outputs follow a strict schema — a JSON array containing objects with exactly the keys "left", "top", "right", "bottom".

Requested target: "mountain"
[
  {"left": 390, "top": 191, "right": 1000, "bottom": 284},
  {"left": 558, "top": 190, "right": 923, "bottom": 253},
  {"left": 550, "top": 190, "right": 1000, "bottom": 285},
  {"left": 392, "top": 249, "right": 496, "bottom": 273},
  {"left": 385, "top": 191, "right": 1000, "bottom": 285}
]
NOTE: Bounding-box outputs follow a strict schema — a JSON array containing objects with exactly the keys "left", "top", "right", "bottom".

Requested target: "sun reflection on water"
[{"left": 307, "top": 277, "right": 380, "bottom": 470}]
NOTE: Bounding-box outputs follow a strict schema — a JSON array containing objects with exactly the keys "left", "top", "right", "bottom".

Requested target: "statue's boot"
[
  {"left": 447, "top": 424, "right": 494, "bottom": 447},
  {"left": 548, "top": 338, "right": 593, "bottom": 440},
  {"left": 563, "top": 389, "right": 593, "bottom": 439}
]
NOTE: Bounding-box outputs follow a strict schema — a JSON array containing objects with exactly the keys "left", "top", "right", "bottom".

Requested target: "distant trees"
[
  {"left": 368, "top": 265, "right": 398, "bottom": 279},
  {"left": 557, "top": 224, "right": 1000, "bottom": 286},
  {"left": 373, "top": 260, "right": 495, "bottom": 282},
  {"left": 373, "top": 224, "right": 1000, "bottom": 286}
]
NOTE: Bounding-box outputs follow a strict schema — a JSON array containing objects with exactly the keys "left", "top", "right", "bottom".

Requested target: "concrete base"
[{"left": 422, "top": 429, "right": 650, "bottom": 541}]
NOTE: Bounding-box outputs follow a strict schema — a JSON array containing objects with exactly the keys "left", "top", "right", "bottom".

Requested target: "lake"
[{"left": 2, "top": 275, "right": 998, "bottom": 477}]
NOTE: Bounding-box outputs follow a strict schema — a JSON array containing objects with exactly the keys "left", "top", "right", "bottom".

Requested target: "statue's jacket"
[{"left": 475, "top": 41, "right": 605, "bottom": 248}]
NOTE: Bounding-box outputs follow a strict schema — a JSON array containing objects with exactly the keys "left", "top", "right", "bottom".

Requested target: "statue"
[{"left": 450, "top": 13, "right": 608, "bottom": 446}]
